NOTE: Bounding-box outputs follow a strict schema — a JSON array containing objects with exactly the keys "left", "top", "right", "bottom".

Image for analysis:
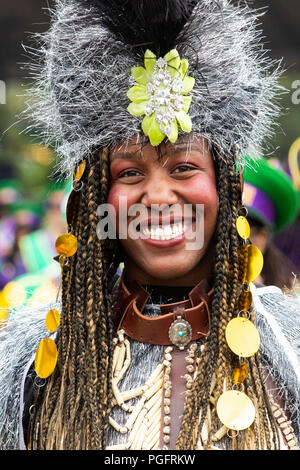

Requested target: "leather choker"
[{"left": 112, "top": 275, "right": 213, "bottom": 348}]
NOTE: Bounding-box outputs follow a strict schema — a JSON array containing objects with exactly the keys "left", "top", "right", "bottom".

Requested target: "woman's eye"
[
  {"left": 119, "top": 169, "right": 142, "bottom": 178},
  {"left": 172, "top": 164, "right": 197, "bottom": 174}
]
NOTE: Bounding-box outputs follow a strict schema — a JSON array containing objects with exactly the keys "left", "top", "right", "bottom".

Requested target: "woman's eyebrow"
[
  {"left": 110, "top": 149, "right": 142, "bottom": 162},
  {"left": 163, "top": 144, "right": 204, "bottom": 158}
]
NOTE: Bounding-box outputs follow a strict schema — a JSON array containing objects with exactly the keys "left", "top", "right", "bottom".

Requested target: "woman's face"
[{"left": 108, "top": 137, "right": 218, "bottom": 285}]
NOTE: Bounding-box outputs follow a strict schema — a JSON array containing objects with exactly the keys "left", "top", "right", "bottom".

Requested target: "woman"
[{"left": 1, "top": 0, "right": 299, "bottom": 450}]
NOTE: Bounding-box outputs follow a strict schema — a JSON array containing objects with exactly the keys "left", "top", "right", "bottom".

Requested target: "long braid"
[
  {"left": 176, "top": 149, "right": 232, "bottom": 449},
  {"left": 30, "top": 150, "right": 115, "bottom": 449},
  {"left": 176, "top": 149, "right": 280, "bottom": 450}
]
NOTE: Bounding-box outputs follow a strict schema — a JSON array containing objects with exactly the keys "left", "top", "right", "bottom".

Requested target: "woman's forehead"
[{"left": 110, "top": 136, "right": 210, "bottom": 163}]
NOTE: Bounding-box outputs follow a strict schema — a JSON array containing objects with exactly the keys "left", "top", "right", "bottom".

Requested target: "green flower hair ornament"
[{"left": 127, "top": 49, "right": 195, "bottom": 146}]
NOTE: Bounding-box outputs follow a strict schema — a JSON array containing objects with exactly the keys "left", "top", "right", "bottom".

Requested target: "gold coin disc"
[
  {"left": 225, "top": 317, "right": 260, "bottom": 357},
  {"left": 55, "top": 233, "right": 78, "bottom": 257},
  {"left": 245, "top": 245, "right": 264, "bottom": 283},
  {"left": 238, "top": 244, "right": 264, "bottom": 284},
  {"left": 45, "top": 308, "right": 60, "bottom": 333},
  {"left": 216, "top": 390, "right": 256, "bottom": 431},
  {"left": 34, "top": 337, "right": 58, "bottom": 379},
  {"left": 236, "top": 216, "right": 250, "bottom": 240}
]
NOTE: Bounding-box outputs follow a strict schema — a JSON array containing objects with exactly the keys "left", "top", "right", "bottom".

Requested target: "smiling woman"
[
  {"left": 108, "top": 137, "right": 218, "bottom": 285},
  {"left": 0, "top": 0, "right": 300, "bottom": 452}
]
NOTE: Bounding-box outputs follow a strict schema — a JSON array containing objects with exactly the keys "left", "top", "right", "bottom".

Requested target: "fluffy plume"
[
  {"left": 22, "top": 0, "right": 283, "bottom": 177},
  {"left": 80, "top": 0, "right": 197, "bottom": 56}
]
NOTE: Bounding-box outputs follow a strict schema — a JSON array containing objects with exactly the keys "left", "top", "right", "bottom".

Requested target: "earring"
[
  {"left": 216, "top": 205, "right": 264, "bottom": 433},
  {"left": 34, "top": 233, "right": 78, "bottom": 379}
]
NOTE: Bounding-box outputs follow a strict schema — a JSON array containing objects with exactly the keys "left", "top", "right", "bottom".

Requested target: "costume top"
[{"left": 0, "top": 278, "right": 299, "bottom": 450}]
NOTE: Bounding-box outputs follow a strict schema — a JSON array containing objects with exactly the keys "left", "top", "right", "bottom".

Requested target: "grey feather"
[
  {"left": 22, "top": 0, "right": 283, "bottom": 178},
  {"left": 253, "top": 286, "right": 300, "bottom": 441}
]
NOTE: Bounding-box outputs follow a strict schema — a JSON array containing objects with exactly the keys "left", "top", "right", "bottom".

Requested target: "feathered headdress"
[{"left": 23, "top": 0, "right": 283, "bottom": 177}]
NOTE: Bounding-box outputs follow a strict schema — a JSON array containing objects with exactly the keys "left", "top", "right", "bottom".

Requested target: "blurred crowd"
[
  {"left": 0, "top": 177, "right": 70, "bottom": 320},
  {"left": 0, "top": 139, "right": 300, "bottom": 322}
]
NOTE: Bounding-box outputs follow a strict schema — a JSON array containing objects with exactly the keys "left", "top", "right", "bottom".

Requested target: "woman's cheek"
[
  {"left": 107, "top": 185, "right": 138, "bottom": 235},
  {"left": 182, "top": 175, "right": 218, "bottom": 207}
]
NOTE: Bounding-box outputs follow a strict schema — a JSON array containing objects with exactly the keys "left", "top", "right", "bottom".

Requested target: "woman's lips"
[{"left": 139, "top": 220, "right": 195, "bottom": 248}]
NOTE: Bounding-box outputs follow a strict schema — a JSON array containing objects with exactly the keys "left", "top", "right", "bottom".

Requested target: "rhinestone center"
[{"left": 144, "top": 59, "right": 184, "bottom": 136}]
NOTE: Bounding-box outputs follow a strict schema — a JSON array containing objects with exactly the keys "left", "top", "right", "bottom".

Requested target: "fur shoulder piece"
[
  {"left": 23, "top": 0, "right": 283, "bottom": 177},
  {"left": 0, "top": 302, "right": 59, "bottom": 450},
  {"left": 252, "top": 285, "right": 300, "bottom": 442}
]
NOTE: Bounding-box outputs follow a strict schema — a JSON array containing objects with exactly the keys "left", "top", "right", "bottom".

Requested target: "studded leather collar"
[{"left": 112, "top": 274, "right": 213, "bottom": 348}]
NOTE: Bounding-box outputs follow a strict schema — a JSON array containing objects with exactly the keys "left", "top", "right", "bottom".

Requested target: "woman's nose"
[{"left": 140, "top": 174, "right": 178, "bottom": 207}]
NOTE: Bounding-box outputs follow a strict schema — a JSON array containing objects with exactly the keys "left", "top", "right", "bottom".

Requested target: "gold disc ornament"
[
  {"left": 225, "top": 317, "right": 260, "bottom": 358},
  {"left": 238, "top": 244, "right": 264, "bottom": 284},
  {"left": 34, "top": 337, "right": 58, "bottom": 379},
  {"left": 45, "top": 308, "right": 60, "bottom": 333},
  {"left": 236, "top": 216, "right": 250, "bottom": 240},
  {"left": 55, "top": 233, "right": 78, "bottom": 257},
  {"left": 216, "top": 390, "right": 256, "bottom": 431}
]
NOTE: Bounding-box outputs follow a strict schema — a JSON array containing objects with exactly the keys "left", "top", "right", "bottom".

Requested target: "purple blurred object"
[
  {"left": 0, "top": 216, "right": 17, "bottom": 258},
  {"left": 243, "top": 182, "right": 276, "bottom": 227}
]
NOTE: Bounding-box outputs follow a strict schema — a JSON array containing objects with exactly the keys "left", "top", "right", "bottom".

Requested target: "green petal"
[
  {"left": 142, "top": 115, "right": 165, "bottom": 146},
  {"left": 131, "top": 66, "right": 149, "bottom": 85},
  {"left": 127, "top": 101, "right": 146, "bottom": 117},
  {"left": 182, "top": 96, "right": 192, "bottom": 113},
  {"left": 144, "top": 49, "right": 157, "bottom": 76},
  {"left": 127, "top": 85, "right": 149, "bottom": 102},
  {"left": 163, "top": 49, "right": 181, "bottom": 78},
  {"left": 175, "top": 111, "right": 192, "bottom": 133},
  {"left": 168, "top": 119, "right": 179, "bottom": 143},
  {"left": 182, "top": 76, "right": 195, "bottom": 94},
  {"left": 180, "top": 59, "right": 189, "bottom": 78}
]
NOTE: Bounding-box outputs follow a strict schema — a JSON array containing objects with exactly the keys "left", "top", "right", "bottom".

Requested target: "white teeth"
[{"left": 141, "top": 222, "right": 190, "bottom": 240}]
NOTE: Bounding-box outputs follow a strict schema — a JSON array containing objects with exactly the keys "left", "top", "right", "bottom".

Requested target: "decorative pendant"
[
  {"left": 225, "top": 316, "right": 260, "bottom": 358},
  {"left": 74, "top": 160, "right": 86, "bottom": 182},
  {"left": 55, "top": 233, "right": 78, "bottom": 258},
  {"left": 238, "top": 244, "right": 264, "bottom": 284},
  {"left": 232, "top": 362, "right": 248, "bottom": 385},
  {"left": 168, "top": 315, "right": 192, "bottom": 350},
  {"left": 45, "top": 308, "right": 60, "bottom": 333},
  {"left": 34, "top": 337, "right": 58, "bottom": 379},
  {"left": 216, "top": 390, "right": 256, "bottom": 431},
  {"left": 236, "top": 216, "right": 250, "bottom": 240}
]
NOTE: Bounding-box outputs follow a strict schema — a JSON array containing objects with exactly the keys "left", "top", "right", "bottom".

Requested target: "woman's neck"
[
  {"left": 122, "top": 242, "right": 215, "bottom": 287},
  {"left": 141, "top": 283, "right": 194, "bottom": 304}
]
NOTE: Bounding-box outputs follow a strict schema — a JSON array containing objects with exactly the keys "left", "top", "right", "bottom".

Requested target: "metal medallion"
[{"left": 168, "top": 315, "right": 192, "bottom": 349}]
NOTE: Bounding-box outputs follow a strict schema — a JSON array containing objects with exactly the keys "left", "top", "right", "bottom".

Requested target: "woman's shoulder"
[
  {"left": 252, "top": 283, "right": 300, "bottom": 375},
  {"left": 0, "top": 301, "right": 59, "bottom": 450},
  {"left": 252, "top": 284, "right": 300, "bottom": 441}
]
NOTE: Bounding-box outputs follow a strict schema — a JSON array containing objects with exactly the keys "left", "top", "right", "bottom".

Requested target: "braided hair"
[
  {"left": 176, "top": 147, "right": 280, "bottom": 450},
  {"left": 29, "top": 144, "right": 280, "bottom": 450}
]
